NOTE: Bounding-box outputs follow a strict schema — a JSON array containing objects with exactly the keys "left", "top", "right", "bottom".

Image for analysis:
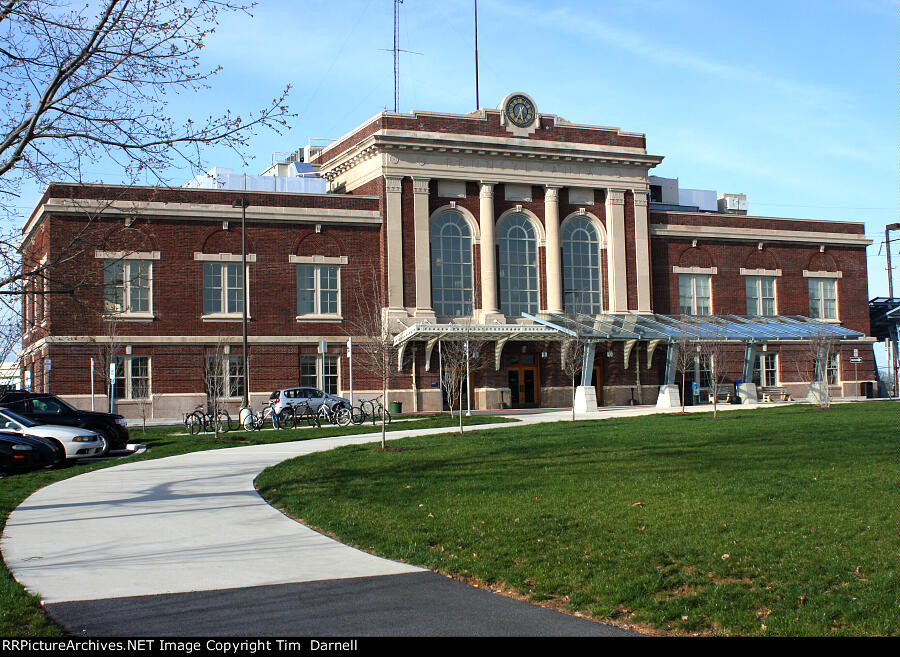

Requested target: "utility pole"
[
  {"left": 233, "top": 198, "right": 251, "bottom": 409},
  {"left": 886, "top": 223, "right": 900, "bottom": 394}
]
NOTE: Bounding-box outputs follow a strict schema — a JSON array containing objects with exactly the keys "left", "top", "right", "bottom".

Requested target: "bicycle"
[
  {"left": 242, "top": 403, "right": 281, "bottom": 431},
  {"left": 184, "top": 403, "right": 232, "bottom": 435},
  {"left": 352, "top": 395, "right": 391, "bottom": 426},
  {"left": 316, "top": 401, "right": 352, "bottom": 427}
]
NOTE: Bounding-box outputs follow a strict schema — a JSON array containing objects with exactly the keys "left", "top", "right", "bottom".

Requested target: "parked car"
[
  {"left": 0, "top": 430, "right": 62, "bottom": 473},
  {"left": 269, "top": 387, "right": 350, "bottom": 416},
  {"left": 0, "top": 407, "right": 107, "bottom": 460},
  {"left": 0, "top": 391, "right": 129, "bottom": 450}
]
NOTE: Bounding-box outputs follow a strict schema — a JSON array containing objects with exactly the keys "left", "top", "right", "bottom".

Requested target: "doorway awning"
[{"left": 393, "top": 323, "right": 558, "bottom": 371}]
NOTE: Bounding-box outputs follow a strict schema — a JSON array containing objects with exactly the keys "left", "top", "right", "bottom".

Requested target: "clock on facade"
[{"left": 504, "top": 94, "right": 536, "bottom": 128}]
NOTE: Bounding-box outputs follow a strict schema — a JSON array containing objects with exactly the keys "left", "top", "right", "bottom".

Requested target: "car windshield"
[{"left": 0, "top": 408, "right": 38, "bottom": 428}]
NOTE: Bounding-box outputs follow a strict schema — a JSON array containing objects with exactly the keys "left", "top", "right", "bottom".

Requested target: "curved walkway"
[{"left": 2, "top": 406, "right": 739, "bottom": 636}]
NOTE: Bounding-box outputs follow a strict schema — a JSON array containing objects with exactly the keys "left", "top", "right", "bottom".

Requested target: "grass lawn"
[
  {"left": 256, "top": 402, "right": 899, "bottom": 636},
  {"left": 0, "top": 413, "right": 511, "bottom": 636}
]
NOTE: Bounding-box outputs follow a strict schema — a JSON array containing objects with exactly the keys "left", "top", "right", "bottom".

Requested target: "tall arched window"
[
  {"left": 498, "top": 214, "right": 539, "bottom": 316},
  {"left": 562, "top": 217, "right": 602, "bottom": 314},
  {"left": 430, "top": 211, "right": 473, "bottom": 317}
]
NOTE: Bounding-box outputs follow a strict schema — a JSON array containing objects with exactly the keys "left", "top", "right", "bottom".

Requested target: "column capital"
[
  {"left": 544, "top": 186, "right": 561, "bottom": 202},
  {"left": 606, "top": 188, "right": 626, "bottom": 206},
  {"left": 632, "top": 190, "right": 649, "bottom": 207},
  {"left": 385, "top": 176, "right": 403, "bottom": 194},
  {"left": 412, "top": 178, "right": 430, "bottom": 195},
  {"left": 479, "top": 182, "right": 495, "bottom": 199}
]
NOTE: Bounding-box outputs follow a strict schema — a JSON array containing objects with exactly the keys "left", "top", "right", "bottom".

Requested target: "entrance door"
[
  {"left": 590, "top": 361, "right": 604, "bottom": 406},
  {"left": 507, "top": 354, "right": 540, "bottom": 408}
]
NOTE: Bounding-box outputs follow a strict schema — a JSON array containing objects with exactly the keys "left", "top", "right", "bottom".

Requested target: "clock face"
[{"left": 505, "top": 94, "right": 536, "bottom": 128}]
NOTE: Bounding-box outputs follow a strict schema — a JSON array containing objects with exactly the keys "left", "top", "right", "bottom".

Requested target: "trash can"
[{"left": 389, "top": 401, "right": 402, "bottom": 414}]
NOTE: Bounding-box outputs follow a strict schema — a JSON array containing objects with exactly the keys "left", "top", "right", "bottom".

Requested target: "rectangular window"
[
  {"left": 113, "top": 356, "right": 150, "bottom": 399},
  {"left": 323, "top": 355, "right": 339, "bottom": 394},
  {"left": 299, "top": 355, "right": 318, "bottom": 387},
  {"left": 299, "top": 354, "right": 339, "bottom": 393},
  {"left": 826, "top": 354, "right": 839, "bottom": 385},
  {"left": 104, "top": 260, "right": 151, "bottom": 314},
  {"left": 753, "top": 353, "right": 778, "bottom": 387},
  {"left": 745, "top": 276, "right": 776, "bottom": 316},
  {"left": 679, "top": 274, "right": 712, "bottom": 315},
  {"left": 808, "top": 278, "right": 838, "bottom": 320},
  {"left": 296, "top": 265, "right": 340, "bottom": 316},
  {"left": 205, "top": 355, "right": 244, "bottom": 399},
  {"left": 203, "top": 263, "right": 243, "bottom": 315}
]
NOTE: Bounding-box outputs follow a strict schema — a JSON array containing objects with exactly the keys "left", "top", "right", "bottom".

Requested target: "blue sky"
[
  {"left": 189, "top": 1, "right": 895, "bottom": 290},
  {"left": 11, "top": 1, "right": 897, "bottom": 332}
]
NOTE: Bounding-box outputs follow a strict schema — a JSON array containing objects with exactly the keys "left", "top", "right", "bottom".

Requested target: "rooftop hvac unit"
[{"left": 717, "top": 193, "right": 748, "bottom": 215}]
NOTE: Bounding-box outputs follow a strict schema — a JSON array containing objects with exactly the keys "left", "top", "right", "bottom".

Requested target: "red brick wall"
[
  {"left": 313, "top": 112, "right": 646, "bottom": 167},
  {"left": 650, "top": 237, "right": 871, "bottom": 334}
]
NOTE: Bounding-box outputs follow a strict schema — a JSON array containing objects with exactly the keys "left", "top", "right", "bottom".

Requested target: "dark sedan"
[{"left": 0, "top": 431, "right": 62, "bottom": 473}]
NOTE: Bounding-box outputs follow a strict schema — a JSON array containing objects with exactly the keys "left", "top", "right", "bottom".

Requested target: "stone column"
[
  {"left": 479, "top": 182, "right": 501, "bottom": 321},
  {"left": 384, "top": 176, "right": 404, "bottom": 311},
  {"left": 605, "top": 188, "right": 628, "bottom": 313},
  {"left": 632, "top": 190, "right": 652, "bottom": 313},
  {"left": 544, "top": 186, "right": 563, "bottom": 314},
  {"left": 412, "top": 178, "right": 435, "bottom": 319}
]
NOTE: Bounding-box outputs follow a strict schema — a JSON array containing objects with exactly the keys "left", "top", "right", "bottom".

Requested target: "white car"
[{"left": 0, "top": 408, "right": 107, "bottom": 460}]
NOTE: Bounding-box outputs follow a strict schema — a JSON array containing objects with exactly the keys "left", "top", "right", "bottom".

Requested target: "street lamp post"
[{"left": 233, "top": 198, "right": 251, "bottom": 409}]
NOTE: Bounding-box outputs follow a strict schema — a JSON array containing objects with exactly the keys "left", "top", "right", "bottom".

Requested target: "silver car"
[
  {"left": 269, "top": 387, "right": 350, "bottom": 416},
  {"left": 0, "top": 407, "right": 107, "bottom": 460}
]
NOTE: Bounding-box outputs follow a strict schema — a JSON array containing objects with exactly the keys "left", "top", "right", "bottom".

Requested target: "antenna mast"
[
  {"left": 475, "top": 0, "right": 480, "bottom": 110},
  {"left": 393, "top": 0, "right": 402, "bottom": 112}
]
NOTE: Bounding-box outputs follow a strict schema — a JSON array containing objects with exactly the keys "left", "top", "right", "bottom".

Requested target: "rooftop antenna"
[
  {"left": 474, "top": 0, "right": 479, "bottom": 110},
  {"left": 382, "top": 0, "right": 421, "bottom": 112}
]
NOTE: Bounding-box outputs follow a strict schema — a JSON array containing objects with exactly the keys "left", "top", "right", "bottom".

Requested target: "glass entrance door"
[{"left": 507, "top": 354, "right": 540, "bottom": 408}]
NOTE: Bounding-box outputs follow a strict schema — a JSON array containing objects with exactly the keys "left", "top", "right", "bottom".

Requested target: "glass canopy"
[{"left": 523, "top": 312, "right": 866, "bottom": 343}]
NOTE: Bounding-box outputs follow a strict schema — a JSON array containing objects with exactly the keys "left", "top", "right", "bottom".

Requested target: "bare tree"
[
  {"left": 347, "top": 270, "right": 397, "bottom": 450},
  {"left": 438, "top": 325, "right": 484, "bottom": 434},
  {"left": 697, "top": 334, "right": 734, "bottom": 419},
  {"left": 803, "top": 332, "right": 838, "bottom": 408},
  {"left": 673, "top": 333, "right": 698, "bottom": 414},
  {"left": 202, "top": 339, "right": 229, "bottom": 439},
  {"left": 94, "top": 313, "right": 120, "bottom": 413},
  {"left": 0, "top": 0, "right": 291, "bottom": 342}
]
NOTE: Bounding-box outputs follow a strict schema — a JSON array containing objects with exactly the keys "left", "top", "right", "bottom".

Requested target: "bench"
[
  {"left": 759, "top": 386, "right": 791, "bottom": 402},
  {"left": 700, "top": 384, "right": 734, "bottom": 404}
]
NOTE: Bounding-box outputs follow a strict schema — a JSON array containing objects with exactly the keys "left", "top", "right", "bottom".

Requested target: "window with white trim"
[
  {"left": 745, "top": 276, "right": 776, "bottom": 316},
  {"left": 678, "top": 274, "right": 711, "bottom": 315},
  {"left": 206, "top": 355, "right": 245, "bottom": 399},
  {"left": 104, "top": 260, "right": 151, "bottom": 314},
  {"left": 203, "top": 262, "right": 243, "bottom": 315},
  {"left": 113, "top": 356, "right": 150, "bottom": 400},
  {"left": 562, "top": 217, "right": 603, "bottom": 314},
  {"left": 752, "top": 353, "right": 778, "bottom": 387},
  {"left": 498, "top": 215, "right": 539, "bottom": 316},
  {"left": 430, "top": 211, "right": 473, "bottom": 317},
  {"left": 299, "top": 354, "right": 339, "bottom": 394},
  {"left": 826, "top": 353, "right": 839, "bottom": 385},
  {"left": 297, "top": 264, "right": 340, "bottom": 316},
  {"left": 808, "top": 278, "right": 837, "bottom": 320}
]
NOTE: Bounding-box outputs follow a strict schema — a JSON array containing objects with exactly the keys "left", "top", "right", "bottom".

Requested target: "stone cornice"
[
  {"left": 26, "top": 198, "right": 383, "bottom": 236},
  {"left": 650, "top": 223, "right": 871, "bottom": 247},
  {"left": 316, "top": 130, "right": 663, "bottom": 184}
]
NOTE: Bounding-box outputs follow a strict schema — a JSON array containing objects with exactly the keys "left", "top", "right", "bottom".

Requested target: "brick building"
[{"left": 19, "top": 92, "right": 878, "bottom": 418}]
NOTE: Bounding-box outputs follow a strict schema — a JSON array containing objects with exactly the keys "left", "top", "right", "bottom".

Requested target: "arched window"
[
  {"left": 562, "top": 217, "right": 602, "bottom": 314},
  {"left": 430, "top": 211, "right": 473, "bottom": 317},
  {"left": 498, "top": 214, "right": 539, "bottom": 316}
]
